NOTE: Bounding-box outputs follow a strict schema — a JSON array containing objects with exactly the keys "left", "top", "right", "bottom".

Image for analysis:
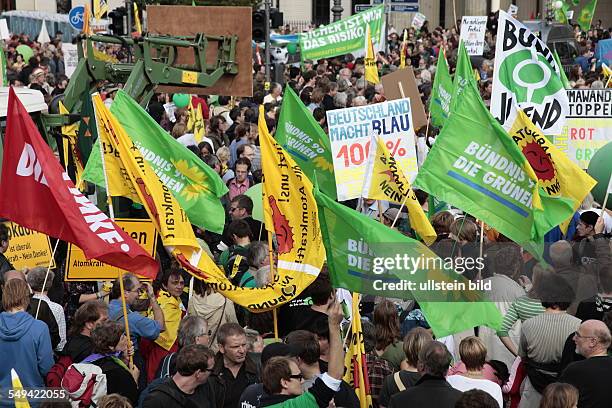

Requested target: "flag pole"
[
  {"left": 267, "top": 230, "right": 279, "bottom": 340},
  {"left": 377, "top": 200, "right": 384, "bottom": 223},
  {"left": 391, "top": 192, "right": 409, "bottom": 229},
  {"left": 34, "top": 237, "right": 61, "bottom": 320},
  {"left": 598, "top": 174, "right": 611, "bottom": 223},
  {"left": 92, "top": 94, "right": 133, "bottom": 365}
]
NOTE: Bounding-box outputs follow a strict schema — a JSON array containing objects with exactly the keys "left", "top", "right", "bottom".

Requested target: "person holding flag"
[{"left": 258, "top": 301, "right": 346, "bottom": 408}]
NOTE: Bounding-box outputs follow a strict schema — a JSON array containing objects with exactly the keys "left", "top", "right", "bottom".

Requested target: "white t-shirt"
[{"left": 446, "top": 375, "right": 503, "bottom": 407}]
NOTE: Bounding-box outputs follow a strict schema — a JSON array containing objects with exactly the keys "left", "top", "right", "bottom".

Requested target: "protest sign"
[
  {"left": 2, "top": 222, "right": 55, "bottom": 270},
  {"left": 299, "top": 5, "right": 384, "bottom": 61},
  {"left": 327, "top": 98, "right": 418, "bottom": 201},
  {"left": 553, "top": 89, "right": 612, "bottom": 168},
  {"left": 0, "top": 19, "right": 9, "bottom": 40},
  {"left": 381, "top": 67, "right": 428, "bottom": 130},
  {"left": 491, "top": 11, "right": 569, "bottom": 136},
  {"left": 63, "top": 43, "right": 78, "bottom": 79},
  {"left": 460, "top": 16, "right": 487, "bottom": 56},
  {"left": 65, "top": 219, "right": 158, "bottom": 281},
  {"left": 412, "top": 13, "right": 427, "bottom": 29}
]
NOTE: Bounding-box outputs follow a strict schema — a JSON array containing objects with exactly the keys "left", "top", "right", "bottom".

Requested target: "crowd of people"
[{"left": 0, "top": 10, "right": 611, "bottom": 408}]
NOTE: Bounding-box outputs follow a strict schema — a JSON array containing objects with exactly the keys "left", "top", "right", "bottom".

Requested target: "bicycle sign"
[{"left": 69, "top": 6, "right": 85, "bottom": 31}]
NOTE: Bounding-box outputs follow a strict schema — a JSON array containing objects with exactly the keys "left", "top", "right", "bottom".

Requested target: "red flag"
[{"left": 0, "top": 88, "right": 158, "bottom": 279}]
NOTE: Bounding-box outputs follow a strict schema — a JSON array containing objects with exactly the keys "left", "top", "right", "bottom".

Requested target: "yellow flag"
[
  {"left": 364, "top": 25, "right": 379, "bottom": 84},
  {"left": 11, "top": 369, "right": 30, "bottom": 408},
  {"left": 92, "top": 96, "right": 142, "bottom": 203},
  {"left": 399, "top": 29, "right": 407, "bottom": 69},
  {"left": 362, "top": 136, "right": 437, "bottom": 245},
  {"left": 508, "top": 109, "right": 597, "bottom": 233},
  {"left": 343, "top": 294, "right": 373, "bottom": 408},
  {"left": 260, "top": 104, "right": 325, "bottom": 293},
  {"left": 59, "top": 101, "right": 86, "bottom": 189},
  {"left": 93, "top": 0, "right": 109, "bottom": 20},
  {"left": 83, "top": 4, "right": 92, "bottom": 36},
  {"left": 187, "top": 100, "right": 205, "bottom": 143},
  {"left": 91, "top": 94, "right": 324, "bottom": 312},
  {"left": 133, "top": 2, "right": 142, "bottom": 36}
]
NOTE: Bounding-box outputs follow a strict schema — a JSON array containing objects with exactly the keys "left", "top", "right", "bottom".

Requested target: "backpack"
[
  {"left": 61, "top": 360, "right": 107, "bottom": 408},
  {"left": 46, "top": 355, "right": 73, "bottom": 387}
]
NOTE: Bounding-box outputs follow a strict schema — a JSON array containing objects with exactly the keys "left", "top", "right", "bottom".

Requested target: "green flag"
[
  {"left": 429, "top": 50, "right": 453, "bottom": 128},
  {"left": 275, "top": 86, "right": 337, "bottom": 198},
  {"left": 414, "top": 80, "right": 575, "bottom": 260},
  {"left": 83, "top": 90, "right": 228, "bottom": 234},
  {"left": 0, "top": 46, "right": 7, "bottom": 86},
  {"left": 555, "top": 1, "right": 570, "bottom": 24},
  {"left": 314, "top": 187, "right": 503, "bottom": 338},
  {"left": 577, "top": 0, "right": 598, "bottom": 31},
  {"left": 553, "top": 50, "right": 571, "bottom": 89},
  {"left": 450, "top": 41, "right": 478, "bottom": 114},
  {"left": 77, "top": 90, "right": 97, "bottom": 164}
]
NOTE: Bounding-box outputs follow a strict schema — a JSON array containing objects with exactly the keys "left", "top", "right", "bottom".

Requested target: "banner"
[
  {"left": 299, "top": 5, "right": 384, "bottom": 61},
  {"left": 553, "top": 89, "right": 612, "bottom": 168},
  {"left": 491, "top": 10, "right": 569, "bottom": 136},
  {"left": 2, "top": 221, "right": 55, "bottom": 270},
  {"left": 65, "top": 219, "right": 157, "bottom": 281},
  {"left": 460, "top": 16, "right": 487, "bottom": 56},
  {"left": 327, "top": 98, "right": 418, "bottom": 201}
]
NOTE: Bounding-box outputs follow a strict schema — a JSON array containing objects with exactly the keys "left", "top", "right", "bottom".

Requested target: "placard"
[
  {"left": 327, "top": 98, "right": 418, "bottom": 201},
  {"left": 553, "top": 89, "right": 612, "bottom": 168},
  {"left": 63, "top": 43, "right": 78, "bottom": 79},
  {"left": 381, "top": 67, "right": 428, "bottom": 130},
  {"left": 65, "top": 219, "right": 158, "bottom": 281},
  {"left": 460, "top": 16, "right": 487, "bottom": 56},
  {"left": 2, "top": 222, "right": 55, "bottom": 270}
]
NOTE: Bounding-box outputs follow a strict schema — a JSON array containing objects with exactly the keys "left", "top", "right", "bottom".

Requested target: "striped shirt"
[
  {"left": 497, "top": 296, "right": 544, "bottom": 337},
  {"left": 519, "top": 312, "right": 581, "bottom": 364}
]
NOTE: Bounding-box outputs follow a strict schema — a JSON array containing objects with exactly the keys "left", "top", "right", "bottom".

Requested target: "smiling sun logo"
[{"left": 510, "top": 118, "right": 561, "bottom": 196}]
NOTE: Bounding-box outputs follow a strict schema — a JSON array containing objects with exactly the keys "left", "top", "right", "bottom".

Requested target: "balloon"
[
  {"left": 553, "top": 0, "right": 563, "bottom": 9},
  {"left": 244, "top": 183, "right": 264, "bottom": 222},
  {"left": 16, "top": 44, "right": 34, "bottom": 63},
  {"left": 587, "top": 142, "right": 612, "bottom": 210},
  {"left": 286, "top": 43, "right": 297, "bottom": 55},
  {"left": 172, "top": 93, "right": 190, "bottom": 108}
]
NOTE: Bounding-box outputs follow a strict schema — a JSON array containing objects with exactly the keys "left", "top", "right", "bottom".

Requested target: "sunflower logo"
[
  {"left": 313, "top": 156, "right": 334, "bottom": 172},
  {"left": 171, "top": 159, "right": 210, "bottom": 201}
]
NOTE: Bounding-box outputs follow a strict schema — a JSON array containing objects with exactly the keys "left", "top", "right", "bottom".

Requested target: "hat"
[
  {"left": 579, "top": 211, "right": 599, "bottom": 227},
  {"left": 383, "top": 208, "right": 407, "bottom": 221},
  {"left": 261, "top": 342, "right": 299, "bottom": 366}
]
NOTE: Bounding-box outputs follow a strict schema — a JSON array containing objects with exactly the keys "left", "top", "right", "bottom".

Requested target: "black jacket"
[
  {"left": 388, "top": 374, "right": 462, "bottom": 408},
  {"left": 27, "top": 298, "right": 60, "bottom": 350},
  {"left": 92, "top": 356, "right": 139, "bottom": 406},
  {"left": 142, "top": 377, "right": 219, "bottom": 408},
  {"left": 208, "top": 352, "right": 260, "bottom": 408}
]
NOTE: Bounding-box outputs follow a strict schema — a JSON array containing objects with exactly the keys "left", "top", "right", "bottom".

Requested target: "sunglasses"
[{"left": 289, "top": 374, "right": 304, "bottom": 380}]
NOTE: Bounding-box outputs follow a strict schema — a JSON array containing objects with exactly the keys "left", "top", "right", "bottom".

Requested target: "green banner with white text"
[{"left": 299, "top": 5, "right": 385, "bottom": 61}]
